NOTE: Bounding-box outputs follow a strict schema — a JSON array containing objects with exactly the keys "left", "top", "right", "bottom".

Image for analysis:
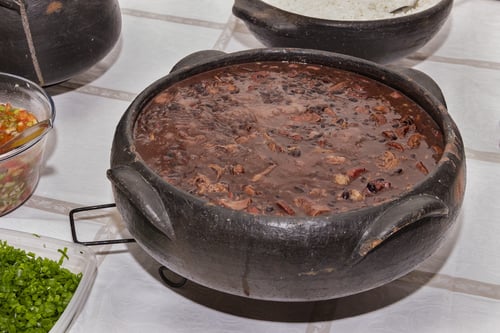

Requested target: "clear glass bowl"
[{"left": 0, "top": 72, "right": 55, "bottom": 215}]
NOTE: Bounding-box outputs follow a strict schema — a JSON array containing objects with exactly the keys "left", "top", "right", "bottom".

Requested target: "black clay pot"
[
  {"left": 0, "top": 0, "right": 121, "bottom": 86},
  {"left": 232, "top": 0, "right": 453, "bottom": 63},
  {"left": 108, "top": 48, "right": 465, "bottom": 301}
]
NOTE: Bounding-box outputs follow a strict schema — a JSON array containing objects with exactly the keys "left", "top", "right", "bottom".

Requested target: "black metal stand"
[
  {"left": 158, "top": 266, "right": 188, "bottom": 288},
  {"left": 69, "top": 203, "right": 135, "bottom": 246},
  {"left": 69, "top": 203, "right": 187, "bottom": 288}
]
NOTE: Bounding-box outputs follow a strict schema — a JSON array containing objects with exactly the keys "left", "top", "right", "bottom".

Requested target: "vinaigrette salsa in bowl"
[{"left": 0, "top": 72, "right": 54, "bottom": 216}]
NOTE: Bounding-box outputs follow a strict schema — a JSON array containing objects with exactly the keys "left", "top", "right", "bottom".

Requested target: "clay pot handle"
[
  {"left": 233, "top": 0, "right": 300, "bottom": 32},
  {"left": 107, "top": 165, "right": 176, "bottom": 241},
  {"left": 391, "top": 67, "right": 447, "bottom": 107},
  {"left": 0, "top": 0, "right": 21, "bottom": 13},
  {"left": 170, "top": 50, "right": 227, "bottom": 73},
  {"left": 350, "top": 194, "right": 449, "bottom": 265}
]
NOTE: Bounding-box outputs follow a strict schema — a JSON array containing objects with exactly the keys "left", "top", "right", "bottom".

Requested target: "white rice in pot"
[{"left": 262, "top": 0, "right": 443, "bottom": 20}]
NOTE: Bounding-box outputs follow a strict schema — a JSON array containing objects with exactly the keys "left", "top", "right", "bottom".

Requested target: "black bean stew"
[{"left": 133, "top": 62, "right": 444, "bottom": 217}]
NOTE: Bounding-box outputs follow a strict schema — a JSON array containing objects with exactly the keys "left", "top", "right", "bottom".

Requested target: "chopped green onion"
[
  {"left": 57, "top": 248, "right": 69, "bottom": 266},
  {"left": 0, "top": 240, "right": 82, "bottom": 332}
]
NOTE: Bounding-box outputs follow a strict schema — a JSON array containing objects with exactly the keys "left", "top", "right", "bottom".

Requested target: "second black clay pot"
[{"left": 0, "top": 0, "right": 122, "bottom": 86}]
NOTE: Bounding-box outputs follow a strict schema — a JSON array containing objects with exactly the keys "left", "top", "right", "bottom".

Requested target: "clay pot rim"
[{"left": 115, "top": 48, "right": 464, "bottom": 225}]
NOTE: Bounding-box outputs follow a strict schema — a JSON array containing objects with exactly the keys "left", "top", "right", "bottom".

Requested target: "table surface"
[{"left": 2, "top": 0, "right": 500, "bottom": 332}]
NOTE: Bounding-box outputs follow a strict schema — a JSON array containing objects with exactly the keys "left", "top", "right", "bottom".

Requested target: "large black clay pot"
[
  {"left": 0, "top": 0, "right": 121, "bottom": 86},
  {"left": 108, "top": 48, "right": 466, "bottom": 301}
]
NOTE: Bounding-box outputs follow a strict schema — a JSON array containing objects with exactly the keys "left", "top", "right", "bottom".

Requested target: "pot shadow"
[{"left": 125, "top": 212, "right": 464, "bottom": 323}]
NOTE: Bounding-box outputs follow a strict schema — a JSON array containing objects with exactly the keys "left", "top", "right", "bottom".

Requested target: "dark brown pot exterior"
[
  {"left": 0, "top": 0, "right": 122, "bottom": 86},
  {"left": 232, "top": 0, "right": 453, "bottom": 64},
  {"left": 108, "top": 48, "right": 466, "bottom": 301}
]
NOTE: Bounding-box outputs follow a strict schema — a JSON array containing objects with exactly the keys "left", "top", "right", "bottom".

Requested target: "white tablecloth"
[{"left": 2, "top": 0, "right": 500, "bottom": 332}]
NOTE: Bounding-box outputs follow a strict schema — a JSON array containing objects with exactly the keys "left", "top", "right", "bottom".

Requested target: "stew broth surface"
[{"left": 134, "top": 62, "right": 444, "bottom": 217}]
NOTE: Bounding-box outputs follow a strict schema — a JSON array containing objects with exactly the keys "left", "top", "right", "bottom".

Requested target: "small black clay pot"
[
  {"left": 108, "top": 48, "right": 465, "bottom": 301},
  {"left": 232, "top": 0, "right": 453, "bottom": 63},
  {"left": 0, "top": 0, "right": 121, "bottom": 86}
]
